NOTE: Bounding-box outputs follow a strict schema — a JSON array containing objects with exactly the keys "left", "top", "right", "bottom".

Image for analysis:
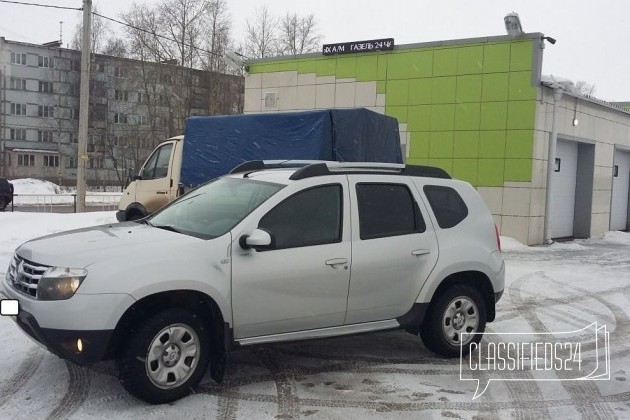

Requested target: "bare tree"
[
  {"left": 278, "top": 12, "right": 321, "bottom": 56},
  {"left": 71, "top": 6, "right": 110, "bottom": 53},
  {"left": 203, "top": 0, "right": 231, "bottom": 73},
  {"left": 574, "top": 80, "right": 596, "bottom": 97},
  {"left": 102, "top": 38, "right": 128, "bottom": 58},
  {"left": 244, "top": 6, "right": 278, "bottom": 58}
]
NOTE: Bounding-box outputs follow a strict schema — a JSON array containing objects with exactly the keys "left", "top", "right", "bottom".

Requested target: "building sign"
[{"left": 322, "top": 38, "right": 394, "bottom": 56}]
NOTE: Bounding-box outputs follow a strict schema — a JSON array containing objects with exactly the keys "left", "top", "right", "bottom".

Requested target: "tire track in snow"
[
  {"left": 0, "top": 346, "right": 44, "bottom": 407},
  {"left": 216, "top": 358, "right": 238, "bottom": 420},
  {"left": 45, "top": 361, "right": 90, "bottom": 420},
  {"left": 510, "top": 272, "right": 616, "bottom": 419},
  {"left": 252, "top": 348, "right": 300, "bottom": 420}
]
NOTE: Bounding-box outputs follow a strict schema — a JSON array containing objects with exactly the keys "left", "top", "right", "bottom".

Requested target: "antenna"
[{"left": 59, "top": 21, "right": 63, "bottom": 43}]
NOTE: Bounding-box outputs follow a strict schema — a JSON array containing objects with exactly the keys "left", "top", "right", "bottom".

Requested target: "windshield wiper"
[{"left": 151, "top": 224, "right": 181, "bottom": 233}]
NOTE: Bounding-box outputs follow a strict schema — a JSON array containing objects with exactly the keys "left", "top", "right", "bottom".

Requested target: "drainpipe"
[{"left": 542, "top": 87, "right": 563, "bottom": 244}]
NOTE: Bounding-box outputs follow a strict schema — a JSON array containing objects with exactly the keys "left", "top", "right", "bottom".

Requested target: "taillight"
[{"left": 495, "top": 224, "right": 501, "bottom": 252}]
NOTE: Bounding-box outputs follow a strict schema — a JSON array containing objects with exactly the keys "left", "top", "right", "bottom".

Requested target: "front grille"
[{"left": 6, "top": 254, "right": 49, "bottom": 298}]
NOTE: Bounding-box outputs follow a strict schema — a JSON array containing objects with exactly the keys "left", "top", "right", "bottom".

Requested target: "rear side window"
[
  {"left": 423, "top": 185, "right": 468, "bottom": 228},
  {"left": 356, "top": 183, "right": 425, "bottom": 240}
]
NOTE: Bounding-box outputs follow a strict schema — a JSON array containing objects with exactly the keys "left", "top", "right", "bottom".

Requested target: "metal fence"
[{"left": 1, "top": 193, "right": 121, "bottom": 213}]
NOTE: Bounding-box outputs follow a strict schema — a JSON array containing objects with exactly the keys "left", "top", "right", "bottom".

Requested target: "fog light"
[{"left": 77, "top": 338, "right": 83, "bottom": 353}]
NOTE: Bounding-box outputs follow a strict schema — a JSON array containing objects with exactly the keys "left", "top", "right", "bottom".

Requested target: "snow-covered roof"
[
  {"left": 541, "top": 75, "right": 630, "bottom": 115},
  {"left": 10, "top": 149, "right": 59, "bottom": 154}
]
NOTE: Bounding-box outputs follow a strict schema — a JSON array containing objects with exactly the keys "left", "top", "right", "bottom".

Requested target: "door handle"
[
  {"left": 411, "top": 249, "right": 430, "bottom": 256},
  {"left": 325, "top": 258, "right": 348, "bottom": 269},
  {"left": 156, "top": 191, "right": 168, "bottom": 195}
]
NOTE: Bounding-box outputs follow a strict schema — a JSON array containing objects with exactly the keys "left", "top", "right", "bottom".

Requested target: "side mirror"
[
  {"left": 239, "top": 229, "right": 273, "bottom": 250},
  {"left": 133, "top": 175, "right": 142, "bottom": 181}
]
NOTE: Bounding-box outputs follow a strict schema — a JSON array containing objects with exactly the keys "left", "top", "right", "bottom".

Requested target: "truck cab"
[{"left": 116, "top": 136, "right": 183, "bottom": 221}]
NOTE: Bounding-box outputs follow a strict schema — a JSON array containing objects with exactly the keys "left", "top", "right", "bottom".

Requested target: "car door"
[
  {"left": 231, "top": 177, "right": 351, "bottom": 339},
  {"left": 345, "top": 175, "right": 439, "bottom": 325},
  {"left": 135, "top": 142, "right": 174, "bottom": 214}
]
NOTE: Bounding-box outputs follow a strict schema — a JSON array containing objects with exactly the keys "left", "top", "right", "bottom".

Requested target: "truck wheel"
[
  {"left": 420, "top": 284, "right": 486, "bottom": 358},
  {"left": 126, "top": 211, "right": 144, "bottom": 221},
  {"left": 116, "top": 308, "right": 210, "bottom": 404}
]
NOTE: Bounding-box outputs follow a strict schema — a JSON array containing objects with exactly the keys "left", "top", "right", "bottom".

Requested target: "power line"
[
  {"left": 0, "top": 0, "right": 81, "bottom": 11},
  {"left": 92, "top": 11, "right": 222, "bottom": 59}
]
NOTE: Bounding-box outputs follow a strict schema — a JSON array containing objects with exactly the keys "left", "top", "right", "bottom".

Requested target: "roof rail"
[
  {"left": 229, "top": 160, "right": 451, "bottom": 180},
  {"left": 289, "top": 162, "right": 451, "bottom": 180},
  {"left": 229, "top": 160, "right": 324, "bottom": 174}
]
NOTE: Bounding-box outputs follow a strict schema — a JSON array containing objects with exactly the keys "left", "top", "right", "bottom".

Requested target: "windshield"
[{"left": 148, "top": 177, "right": 285, "bottom": 239}]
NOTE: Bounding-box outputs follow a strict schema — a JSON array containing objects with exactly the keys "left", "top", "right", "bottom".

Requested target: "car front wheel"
[
  {"left": 117, "top": 308, "right": 211, "bottom": 403},
  {"left": 420, "top": 284, "right": 487, "bottom": 358}
]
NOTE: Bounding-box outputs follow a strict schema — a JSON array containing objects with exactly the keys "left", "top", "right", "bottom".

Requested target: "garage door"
[
  {"left": 611, "top": 150, "right": 630, "bottom": 231},
  {"left": 551, "top": 140, "right": 578, "bottom": 238}
]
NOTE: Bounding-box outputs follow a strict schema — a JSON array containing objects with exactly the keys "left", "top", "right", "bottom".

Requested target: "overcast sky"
[{"left": 1, "top": 0, "right": 629, "bottom": 102}]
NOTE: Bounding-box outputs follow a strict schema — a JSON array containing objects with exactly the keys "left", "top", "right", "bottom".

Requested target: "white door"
[
  {"left": 231, "top": 179, "right": 351, "bottom": 339},
  {"left": 136, "top": 142, "right": 175, "bottom": 214},
  {"left": 551, "top": 140, "right": 578, "bottom": 238},
  {"left": 345, "top": 176, "right": 439, "bottom": 324},
  {"left": 611, "top": 150, "right": 630, "bottom": 231}
]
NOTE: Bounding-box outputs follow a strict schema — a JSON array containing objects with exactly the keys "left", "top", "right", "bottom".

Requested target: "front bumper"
[{"left": 15, "top": 308, "right": 113, "bottom": 365}]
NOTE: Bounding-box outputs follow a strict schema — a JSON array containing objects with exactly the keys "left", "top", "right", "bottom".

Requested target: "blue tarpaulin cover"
[{"left": 181, "top": 108, "right": 402, "bottom": 187}]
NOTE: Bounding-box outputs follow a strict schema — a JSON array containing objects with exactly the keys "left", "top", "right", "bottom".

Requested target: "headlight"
[{"left": 37, "top": 267, "right": 87, "bottom": 301}]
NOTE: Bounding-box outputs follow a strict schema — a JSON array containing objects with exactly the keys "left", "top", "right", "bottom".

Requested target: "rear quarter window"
[{"left": 423, "top": 185, "right": 468, "bottom": 229}]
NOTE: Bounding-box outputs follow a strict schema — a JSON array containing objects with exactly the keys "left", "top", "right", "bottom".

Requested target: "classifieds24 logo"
[{"left": 459, "top": 323, "right": 610, "bottom": 399}]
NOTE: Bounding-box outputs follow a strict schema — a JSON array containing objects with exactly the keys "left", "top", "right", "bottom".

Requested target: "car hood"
[{"left": 16, "top": 222, "right": 202, "bottom": 268}]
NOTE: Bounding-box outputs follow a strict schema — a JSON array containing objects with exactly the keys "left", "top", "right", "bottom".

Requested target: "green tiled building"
[{"left": 244, "top": 33, "right": 630, "bottom": 245}]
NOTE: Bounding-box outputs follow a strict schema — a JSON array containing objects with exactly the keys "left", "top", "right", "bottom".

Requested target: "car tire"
[
  {"left": 116, "top": 308, "right": 211, "bottom": 404},
  {"left": 420, "top": 284, "right": 486, "bottom": 358}
]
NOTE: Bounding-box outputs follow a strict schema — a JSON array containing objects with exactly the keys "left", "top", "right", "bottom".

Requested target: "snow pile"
[
  {"left": 7, "top": 178, "right": 121, "bottom": 206},
  {"left": 11, "top": 178, "right": 66, "bottom": 195},
  {"left": 501, "top": 236, "right": 589, "bottom": 252}
]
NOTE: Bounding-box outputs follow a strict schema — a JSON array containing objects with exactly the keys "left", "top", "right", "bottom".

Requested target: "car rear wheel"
[
  {"left": 420, "top": 284, "right": 486, "bottom": 358},
  {"left": 116, "top": 308, "right": 210, "bottom": 403}
]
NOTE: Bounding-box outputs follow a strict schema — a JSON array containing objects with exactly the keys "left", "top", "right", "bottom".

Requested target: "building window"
[
  {"left": 67, "top": 156, "right": 77, "bottom": 168},
  {"left": 70, "top": 108, "right": 80, "bottom": 120},
  {"left": 38, "top": 130, "right": 54, "bottom": 142},
  {"left": 43, "top": 155, "right": 59, "bottom": 167},
  {"left": 114, "top": 90, "right": 128, "bottom": 101},
  {"left": 95, "top": 63, "right": 105, "bottom": 72},
  {"left": 138, "top": 115, "right": 146, "bottom": 125},
  {"left": 138, "top": 92, "right": 144, "bottom": 103},
  {"left": 38, "top": 56, "right": 52, "bottom": 68},
  {"left": 10, "top": 52, "right": 26, "bottom": 65},
  {"left": 10, "top": 78, "right": 27, "bottom": 90},
  {"left": 17, "top": 154, "right": 35, "bottom": 166},
  {"left": 69, "top": 132, "right": 77, "bottom": 143},
  {"left": 72, "top": 60, "right": 81, "bottom": 71},
  {"left": 161, "top": 73, "right": 171, "bottom": 83},
  {"left": 10, "top": 128, "right": 27, "bottom": 140},
  {"left": 89, "top": 157, "right": 103, "bottom": 169},
  {"left": 114, "top": 112, "right": 128, "bottom": 124},
  {"left": 39, "top": 81, "right": 54, "bottom": 93},
  {"left": 114, "top": 66, "right": 124, "bottom": 77},
  {"left": 38, "top": 105, "right": 55, "bottom": 118},
  {"left": 10, "top": 103, "right": 27, "bottom": 115}
]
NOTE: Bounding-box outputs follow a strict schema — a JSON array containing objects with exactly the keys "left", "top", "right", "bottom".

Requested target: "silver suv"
[{"left": 2, "top": 161, "right": 504, "bottom": 403}]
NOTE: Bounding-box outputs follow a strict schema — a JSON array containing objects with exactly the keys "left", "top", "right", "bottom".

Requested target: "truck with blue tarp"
[{"left": 116, "top": 108, "right": 402, "bottom": 221}]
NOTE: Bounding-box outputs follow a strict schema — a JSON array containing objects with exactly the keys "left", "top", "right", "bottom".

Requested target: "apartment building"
[{"left": 0, "top": 37, "right": 243, "bottom": 187}]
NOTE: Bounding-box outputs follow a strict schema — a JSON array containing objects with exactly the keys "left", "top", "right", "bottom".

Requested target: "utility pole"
[{"left": 77, "top": 0, "right": 92, "bottom": 212}]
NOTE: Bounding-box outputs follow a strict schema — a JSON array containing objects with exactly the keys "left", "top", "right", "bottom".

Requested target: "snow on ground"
[{"left": 0, "top": 212, "right": 629, "bottom": 419}]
